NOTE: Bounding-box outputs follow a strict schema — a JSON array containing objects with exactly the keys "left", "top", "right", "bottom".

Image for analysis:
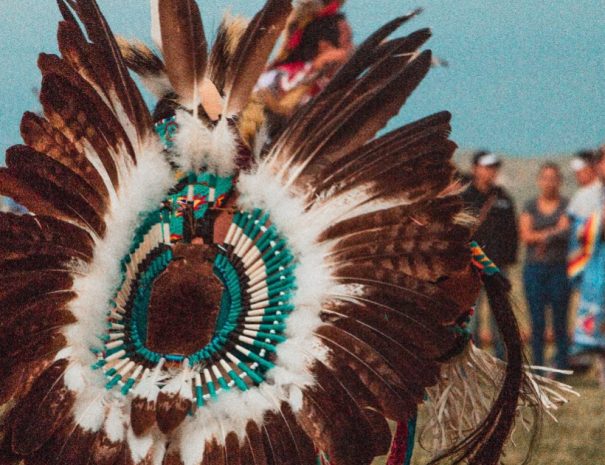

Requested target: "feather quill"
[{"left": 158, "top": 0, "right": 210, "bottom": 116}]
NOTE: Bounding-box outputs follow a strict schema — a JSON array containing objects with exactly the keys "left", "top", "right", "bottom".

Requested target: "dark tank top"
[{"left": 523, "top": 197, "right": 569, "bottom": 264}]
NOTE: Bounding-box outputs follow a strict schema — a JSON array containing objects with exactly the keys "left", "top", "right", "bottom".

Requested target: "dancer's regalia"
[{"left": 0, "top": 1, "right": 574, "bottom": 465}]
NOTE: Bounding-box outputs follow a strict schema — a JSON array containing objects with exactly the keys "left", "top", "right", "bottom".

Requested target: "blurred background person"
[
  {"left": 566, "top": 149, "right": 600, "bottom": 371},
  {"left": 256, "top": 0, "right": 353, "bottom": 128},
  {"left": 461, "top": 150, "right": 518, "bottom": 357},
  {"left": 520, "top": 163, "right": 570, "bottom": 370},
  {"left": 569, "top": 149, "right": 601, "bottom": 218},
  {"left": 571, "top": 149, "right": 599, "bottom": 188},
  {"left": 567, "top": 146, "right": 605, "bottom": 387}
]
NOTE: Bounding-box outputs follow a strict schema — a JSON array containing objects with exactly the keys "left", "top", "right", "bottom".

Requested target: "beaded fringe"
[{"left": 421, "top": 343, "right": 579, "bottom": 455}]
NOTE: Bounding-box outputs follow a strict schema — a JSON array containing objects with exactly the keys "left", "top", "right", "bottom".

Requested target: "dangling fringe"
[
  {"left": 422, "top": 342, "right": 578, "bottom": 459},
  {"left": 421, "top": 268, "right": 577, "bottom": 465}
]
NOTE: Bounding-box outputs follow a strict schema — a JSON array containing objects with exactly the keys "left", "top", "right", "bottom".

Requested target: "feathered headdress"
[{"left": 0, "top": 1, "right": 574, "bottom": 465}]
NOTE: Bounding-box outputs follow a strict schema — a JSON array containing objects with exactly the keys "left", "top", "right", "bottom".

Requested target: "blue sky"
[{"left": 0, "top": 0, "right": 603, "bottom": 160}]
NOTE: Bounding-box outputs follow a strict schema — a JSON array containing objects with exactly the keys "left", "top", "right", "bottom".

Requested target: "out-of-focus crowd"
[{"left": 462, "top": 147, "right": 605, "bottom": 385}]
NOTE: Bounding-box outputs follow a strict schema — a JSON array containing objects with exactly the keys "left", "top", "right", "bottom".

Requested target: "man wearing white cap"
[
  {"left": 461, "top": 150, "right": 518, "bottom": 358},
  {"left": 568, "top": 150, "right": 601, "bottom": 220}
]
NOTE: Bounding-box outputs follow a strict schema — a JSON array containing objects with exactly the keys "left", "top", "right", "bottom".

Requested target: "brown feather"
[
  {"left": 321, "top": 299, "right": 456, "bottom": 360},
  {"left": 155, "top": 391, "right": 192, "bottom": 434},
  {"left": 363, "top": 409, "right": 392, "bottom": 457},
  {"left": 208, "top": 15, "right": 249, "bottom": 94},
  {"left": 6, "top": 145, "right": 107, "bottom": 221},
  {"left": 321, "top": 195, "right": 463, "bottom": 242},
  {"left": 225, "top": 432, "right": 242, "bottom": 465},
  {"left": 325, "top": 315, "right": 440, "bottom": 400},
  {"left": 55, "top": 16, "right": 141, "bottom": 151},
  {"left": 10, "top": 359, "right": 74, "bottom": 455},
  {"left": 0, "top": 358, "right": 53, "bottom": 406},
  {"left": 20, "top": 110, "right": 109, "bottom": 198},
  {"left": 162, "top": 447, "right": 184, "bottom": 465},
  {"left": 60, "top": 0, "right": 151, "bottom": 140},
  {"left": 158, "top": 0, "right": 208, "bottom": 108},
  {"left": 289, "top": 52, "right": 434, "bottom": 186},
  {"left": 0, "top": 311, "right": 75, "bottom": 362},
  {"left": 315, "top": 325, "right": 416, "bottom": 420},
  {"left": 0, "top": 252, "right": 78, "bottom": 275},
  {"left": 130, "top": 396, "right": 157, "bottom": 437},
  {"left": 269, "top": 32, "right": 431, "bottom": 173},
  {"left": 278, "top": 403, "right": 316, "bottom": 465},
  {"left": 0, "top": 166, "right": 105, "bottom": 237},
  {"left": 0, "top": 270, "right": 73, "bottom": 308},
  {"left": 201, "top": 438, "right": 226, "bottom": 465},
  {"left": 261, "top": 411, "right": 294, "bottom": 465},
  {"left": 0, "top": 331, "right": 67, "bottom": 375},
  {"left": 321, "top": 12, "right": 422, "bottom": 95},
  {"left": 0, "top": 169, "right": 68, "bottom": 221},
  {"left": 39, "top": 72, "right": 123, "bottom": 188},
  {"left": 225, "top": 0, "right": 292, "bottom": 115},
  {"left": 244, "top": 421, "right": 267, "bottom": 465},
  {"left": 310, "top": 114, "right": 454, "bottom": 200},
  {"left": 38, "top": 50, "right": 137, "bottom": 165},
  {"left": 117, "top": 37, "right": 165, "bottom": 77},
  {"left": 92, "top": 430, "right": 125, "bottom": 465},
  {"left": 46, "top": 423, "right": 96, "bottom": 465},
  {"left": 261, "top": 404, "right": 315, "bottom": 465},
  {"left": 0, "top": 212, "right": 95, "bottom": 261},
  {"left": 297, "top": 361, "right": 376, "bottom": 465}
]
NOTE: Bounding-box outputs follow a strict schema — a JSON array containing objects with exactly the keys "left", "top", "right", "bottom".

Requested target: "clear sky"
[{"left": 0, "top": 0, "right": 603, "bottom": 161}]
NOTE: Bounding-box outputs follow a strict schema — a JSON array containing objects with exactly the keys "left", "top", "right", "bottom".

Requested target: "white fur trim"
[
  {"left": 64, "top": 138, "right": 173, "bottom": 375},
  {"left": 172, "top": 111, "right": 238, "bottom": 176}
]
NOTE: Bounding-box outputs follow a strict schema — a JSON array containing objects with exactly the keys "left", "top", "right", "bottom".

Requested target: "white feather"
[
  {"left": 105, "top": 400, "right": 127, "bottom": 443},
  {"left": 172, "top": 111, "right": 238, "bottom": 176},
  {"left": 128, "top": 426, "right": 155, "bottom": 463},
  {"left": 72, "top": 385, "right": 107, "bottom": 432}
]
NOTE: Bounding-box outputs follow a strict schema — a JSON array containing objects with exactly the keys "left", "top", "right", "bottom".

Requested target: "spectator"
[
  {"left": 566, "top": 149, "right": 600, "bottom": 372},
  {"left": 520, "top": 163, "right": 570, "bottom": 369},
  {"left": 568, "top": 149, "right": 601, "bottom": 221},
  {"left": 461, "top": 151, "right": 518, "bottom": 357},
  {"left": 567, "top": 146, "right": 605, "bottom": 386},
  {"left": 570, "top": 149, "right": 598, "bottom": 188}
]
